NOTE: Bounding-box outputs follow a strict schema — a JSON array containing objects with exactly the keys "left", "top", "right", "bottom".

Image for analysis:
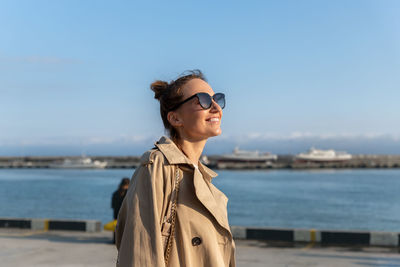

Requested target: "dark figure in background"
[
  {"left": 112, "top": 178, "right": 130, "bottom": 220},
  {"left": 111, "top": 178, "right": 130, "bottom": 243}
]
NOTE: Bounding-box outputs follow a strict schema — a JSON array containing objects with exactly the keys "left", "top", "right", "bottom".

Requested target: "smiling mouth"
[{"left": 206, "top": 117, "right": 220, "bottom": 122}]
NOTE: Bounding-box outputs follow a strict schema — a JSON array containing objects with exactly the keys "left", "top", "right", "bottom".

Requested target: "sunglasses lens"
[
  {"left": 213, "top": 93, "right": 225, "bottom": 109},
  {"left": 196, "top": 93, "right": 225, "bottom": 109},
  {"left": 197, "top": 93, "right": 212, "bottom": 109}
]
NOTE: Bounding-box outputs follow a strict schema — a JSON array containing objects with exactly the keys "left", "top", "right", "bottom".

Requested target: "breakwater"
[
  {"left": 0, "top": 156, "right": 141, "bottom": 169},
  {"left": 208, "top": 154, "right": 400, "bottom": 169},
  {"left": 1, "top": 154, "right": 400, "bottom": 169},
  {"left": 1, "top": 218, "right": 399, "bottom": 247},
  {"left": 231, "top": 226, "right": 400, "bottom": 247},
  {"left": 0, "top": 218, "right": 100, "bottom": 232}
]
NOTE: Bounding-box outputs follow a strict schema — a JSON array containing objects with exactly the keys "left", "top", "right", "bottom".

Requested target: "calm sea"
[{"left": 0, "top": 168, "right": 399, "bottom": 232}]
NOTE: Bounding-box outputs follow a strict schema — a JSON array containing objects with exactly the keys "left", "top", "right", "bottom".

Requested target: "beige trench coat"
[{"left": 115, "top": 136, "right": 235, "bottom": 267}]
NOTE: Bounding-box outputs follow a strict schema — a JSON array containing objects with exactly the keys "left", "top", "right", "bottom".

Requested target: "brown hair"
[
  {"left": 118, "top": 177, "right": 130, "bottom": 195},
  {"left": 150, "top": 70, "right": 206, "bottom": 140}
]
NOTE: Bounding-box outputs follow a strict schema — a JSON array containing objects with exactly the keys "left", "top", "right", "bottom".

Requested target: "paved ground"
[{"left": 1, "top": 229, "right": 400, "bottom": 267}]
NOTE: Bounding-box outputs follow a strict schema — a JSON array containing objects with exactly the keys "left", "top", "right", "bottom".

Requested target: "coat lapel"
[
  {"left": 193, "top": 167, "right": 232, "bottom": 236},
  {"left": 155, "top": 136, "right": 232, "bottom": 236}
]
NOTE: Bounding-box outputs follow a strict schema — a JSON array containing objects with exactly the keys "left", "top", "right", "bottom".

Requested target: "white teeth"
[{"left": 209, "top": 118, "right": 219, "bottom": 122}]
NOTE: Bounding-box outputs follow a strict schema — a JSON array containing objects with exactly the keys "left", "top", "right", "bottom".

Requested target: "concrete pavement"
[{"left": 1, "top": 229, "right": 399, "bottom": 267}]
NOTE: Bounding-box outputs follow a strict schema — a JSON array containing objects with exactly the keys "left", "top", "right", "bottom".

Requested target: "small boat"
[
  {"left": 219, "top": 147, "right": 278, "bottom": 163},
  {"left": 296, "top": 147, "right": 352, "bottom": 162},
  {"left": 49, "top": 157, "right": 108, "bottom": 169}
]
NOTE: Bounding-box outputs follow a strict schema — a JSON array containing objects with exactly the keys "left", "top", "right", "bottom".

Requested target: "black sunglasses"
[{"left": 170, "top": 92, "right": 225, "bottom": 111}]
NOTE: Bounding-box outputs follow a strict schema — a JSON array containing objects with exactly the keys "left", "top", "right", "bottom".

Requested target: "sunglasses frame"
[{"left": 170, "top": 92, "right": 225, "bottom": 111}]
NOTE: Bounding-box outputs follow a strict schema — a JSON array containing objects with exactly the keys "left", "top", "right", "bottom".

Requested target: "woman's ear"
[{"left": 167, "top": 111, "right": 183, "bottom": 127}]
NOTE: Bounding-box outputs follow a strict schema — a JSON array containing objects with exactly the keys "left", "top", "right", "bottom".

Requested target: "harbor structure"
[
  {"left": 1, "top": 154, "right": 400, "bottom": 169},
  {"left": 49, "top": 156, "right": 108, "bottom": 169}
]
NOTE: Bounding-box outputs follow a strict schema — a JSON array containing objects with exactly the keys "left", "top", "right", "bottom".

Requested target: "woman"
[{"left": 115, "top": 70, "right": 235, "bottom": 267}]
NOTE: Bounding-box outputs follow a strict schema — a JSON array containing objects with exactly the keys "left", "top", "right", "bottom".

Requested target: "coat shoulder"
[{"left": 139, "top": 147, "right": 168, "bottom": 166}]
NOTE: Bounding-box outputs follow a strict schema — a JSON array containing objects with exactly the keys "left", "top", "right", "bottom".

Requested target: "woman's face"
[{"left": 172, "top": 78, "right": 223, "bottom": 141}]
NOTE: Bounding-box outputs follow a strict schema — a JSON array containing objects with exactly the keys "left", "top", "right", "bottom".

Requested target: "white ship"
[
  {"left": 296, "top": 147, "right": 352, "bottom": 162},
  {"left": 49, "top": 157, "right": 108, "bottom": 169},
  {"left": 219, "top": 147, "right": 278, "bottom": 163}
]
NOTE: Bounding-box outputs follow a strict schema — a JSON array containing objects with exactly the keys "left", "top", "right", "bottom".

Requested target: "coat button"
[{"left": 192, "top": 237, "right": 202, "bottom": 246}]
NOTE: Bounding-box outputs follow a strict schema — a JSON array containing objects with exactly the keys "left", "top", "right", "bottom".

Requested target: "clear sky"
[{"left": 1, "top": 0, "right": 399, "bottom": 155}]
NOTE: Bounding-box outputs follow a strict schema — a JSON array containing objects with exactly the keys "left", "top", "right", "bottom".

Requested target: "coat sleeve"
[
  {"left": 115, "top": 152, "right": 167, "bottom": 267},
  {"left": 229, "top": 239, "right": 236, "bottom": 267}
]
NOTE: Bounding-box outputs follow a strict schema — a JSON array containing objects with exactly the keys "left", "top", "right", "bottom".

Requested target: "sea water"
[{"left": 0, "top": 168, "right": 399, "bottom": 231}]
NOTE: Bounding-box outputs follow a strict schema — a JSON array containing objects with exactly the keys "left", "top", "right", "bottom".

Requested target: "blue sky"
[{"left": 1, "top": 0, "right": 400, "bottom": 155}]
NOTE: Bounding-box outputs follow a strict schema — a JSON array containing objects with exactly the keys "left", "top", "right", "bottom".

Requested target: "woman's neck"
[{"left": 175, "top": 137, "right": 207, "bottom": 166}]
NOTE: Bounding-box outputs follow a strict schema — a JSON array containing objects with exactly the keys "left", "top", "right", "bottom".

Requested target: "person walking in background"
[
  {"left": 112, "top": 178, "right": 130, "bottom": 220},
  {"left": 111, "top": 177, "right": 130, "bottom": 243},
  {"left": 115, "top": 70, "right": 235, "bottom": 266}
]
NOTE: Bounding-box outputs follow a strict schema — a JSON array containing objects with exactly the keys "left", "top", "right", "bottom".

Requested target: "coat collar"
[
  {"left": 154, "top": 136, "right": 218, "bottom": 180},
  {"left": 155, "top": 136, "right": 231, "bottom": 236}
]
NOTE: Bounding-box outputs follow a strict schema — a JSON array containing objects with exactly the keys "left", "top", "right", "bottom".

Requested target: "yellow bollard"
[{"left": 104, "top": 220, "right": 117, "bottom": 231}]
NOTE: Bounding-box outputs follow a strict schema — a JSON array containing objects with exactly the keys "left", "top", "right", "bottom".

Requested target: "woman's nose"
[{"left": 210, "top": 100, "right": 222, "bottom": 112}]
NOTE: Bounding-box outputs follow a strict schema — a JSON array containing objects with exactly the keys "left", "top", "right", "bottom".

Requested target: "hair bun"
[{"left": 150, "top": 80, "right": 169, "bottom": 100}]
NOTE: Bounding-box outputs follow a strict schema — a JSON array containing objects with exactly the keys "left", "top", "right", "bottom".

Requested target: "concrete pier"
[
  {"left": 1, "top": 228, "right": 399, "bottom": 267},
  {"left": 1, "top": 154, "right": 400, "bottom": 169},
  {"left": 231, "top": 226, "right": 400, "bottom": 247},
  {"left": 0, "top": 156, "right": 141, "bottom": 169},
  {"left": 0, "top": 218, "right": 101, "bottom": 232},
  {"left": 207, "top": 154, "right": 400, "bottom": 169},
  {"left": 2, "top": 218, "right": 399, "bottom": 248}
]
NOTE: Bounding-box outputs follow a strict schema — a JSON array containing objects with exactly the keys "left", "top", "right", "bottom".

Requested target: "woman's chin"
[
  {"left": 210, "top": 128, "right": 222, "bottom": 137},
  {"left": 186, "top": 128, "right": 222, "bottom": 140}
]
